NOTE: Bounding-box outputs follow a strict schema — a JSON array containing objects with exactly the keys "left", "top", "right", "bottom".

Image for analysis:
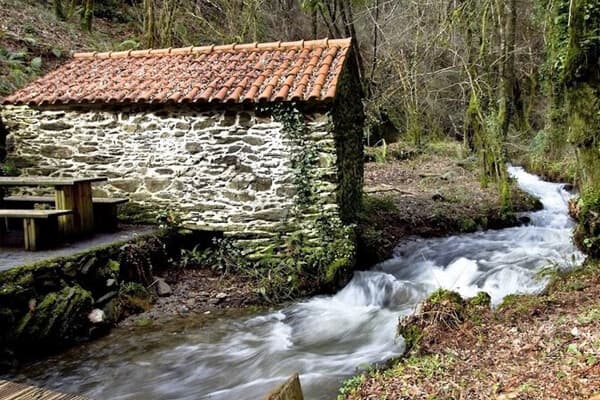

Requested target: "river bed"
[{"left": 4, "top": 167, "right": 583, "bottom": 399}]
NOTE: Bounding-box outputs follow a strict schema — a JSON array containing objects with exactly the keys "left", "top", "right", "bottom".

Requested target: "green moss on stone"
[
  {"left": 469, "top": 291, "right": 492, "bottom": 307},
  {"left": 118, "top": 202, "right": 159, "bottom": 225},
  {"left": 107, "top": 259, "right": 120, "bottom": 273},
  {"left": 428, "top": 289, "right": 465, "bottom": 307},
  {"left": 15, "top": 285, "right": 93, "bottom": 345},
  {"left": 118, "top": 282, "right": 153, "bottom": 315},
  {"left": 398, "top": 324, "right": 423, "bottom": 352}
]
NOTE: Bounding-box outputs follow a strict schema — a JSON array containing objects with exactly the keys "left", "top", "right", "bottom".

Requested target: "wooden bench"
[
  {"left": 0, "top": 209, "right": 72, "bottom": 251},
  {"left": 1, "top": 196, "right": 129, "bottom": 232}
]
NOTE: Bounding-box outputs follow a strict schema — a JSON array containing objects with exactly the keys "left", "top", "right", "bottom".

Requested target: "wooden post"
[
  {"left": 22, "top": 216, "right": 60, "bottom": 251},
  {"left": 75, "top": 182, "right": 95, "bottom": 235}
]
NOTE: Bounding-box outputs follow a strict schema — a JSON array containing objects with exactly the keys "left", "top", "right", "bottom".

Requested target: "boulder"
[
  {"left": 155, "top": 278, "right": 172, "bottom": 297},
  {"left": 88, "top": 309, "right": 105, "bottom": 324}
]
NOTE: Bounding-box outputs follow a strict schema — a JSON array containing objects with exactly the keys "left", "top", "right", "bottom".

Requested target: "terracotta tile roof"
[{"left": 1, "top": 38, "right": 352, "bottom": 106}]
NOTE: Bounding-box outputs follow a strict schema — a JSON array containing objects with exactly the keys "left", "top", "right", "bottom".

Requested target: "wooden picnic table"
[{"left": 0, "top": 176, "right": 107, "bottom": 237}]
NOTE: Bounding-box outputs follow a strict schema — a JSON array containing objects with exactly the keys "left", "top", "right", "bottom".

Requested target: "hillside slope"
[{"left": 0, "top": 0, "right": 133, "bottom": 96}]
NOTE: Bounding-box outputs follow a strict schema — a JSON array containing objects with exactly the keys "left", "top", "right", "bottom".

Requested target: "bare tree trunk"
[
  {"left": 371, "top": 0, "right": 380, "bottom": 81},
  {"left": 322, "top": 2, "right": 343, "bottom": 37},
  {"left": 338, "top": 0, "right": 365, "bottom": 83},
  {"left": 142, "top": 0, "right": 155, "bottom": 48},
  {"left": 311, "top": 7, "right": 318, "bottom": 39},
  {"left": 158, "top": 0, "right": 180, "bottom": 47}
]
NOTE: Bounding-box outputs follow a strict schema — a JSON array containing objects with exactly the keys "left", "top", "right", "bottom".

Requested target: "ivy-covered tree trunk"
[
  {"left": 496, "top": 0, "right": 518, "bottom": 140},
  {"left": 0, "top": 115, "right": 6, "bottom": 163},
  {"left": 560, "top": 0, "right": 600, "bottom": 256},
  {"left": 81, "top": 0, "right": 94, "bottom": 32},
  {"left": 54, "top": 0, "right": 66, "bottom": 20}
]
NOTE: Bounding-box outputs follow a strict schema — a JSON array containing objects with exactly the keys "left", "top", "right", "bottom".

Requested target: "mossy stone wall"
[
  {"left": 331, "top": 49, "right": 365, "bottom": 223},
  {"left": 561, "top": 0, "right": 600, "bottom": 256},
  {"left": 0, "top": 232, "right": 187, "bottom": 368}
]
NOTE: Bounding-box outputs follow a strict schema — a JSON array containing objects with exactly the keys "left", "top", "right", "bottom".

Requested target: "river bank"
[
  {"left": 359, "top": 140, "right": 544, "bottom": 264},
  {"left": 118, "top": 266, "right": 264, "bottom": 327},
  {"left": 341, "top": 259, "right": 600, "bottom": 399}
]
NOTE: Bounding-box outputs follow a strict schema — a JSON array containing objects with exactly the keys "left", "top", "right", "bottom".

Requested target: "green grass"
[{"left": 336, "top": 374, "right": 366, "bottom": 399}]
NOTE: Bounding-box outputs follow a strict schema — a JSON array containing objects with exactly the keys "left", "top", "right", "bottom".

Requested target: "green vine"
[
  {"left": 270, "top": 104, "right": 320, "bottom": 207},
  {"left": 196, "top": 104, "right": 357, "bottom": 303}
]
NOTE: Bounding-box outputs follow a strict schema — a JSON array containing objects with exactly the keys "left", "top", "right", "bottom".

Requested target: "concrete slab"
[{"left": 0, "top": 225, "right": 157, "bottom": 271}]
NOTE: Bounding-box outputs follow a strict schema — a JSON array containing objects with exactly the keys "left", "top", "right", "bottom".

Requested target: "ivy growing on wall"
[
  {"left": 196, "top": 104, "right": 357, "bottom": 302},
  {"left": 262, "top": 103, "right": 356, "bottom": 299},
  {"left": 0, "top": 114, "right": 18, "bottom": 198},
  {"left": 0, "top": 114, "right": 7, "bottom": 164},
  {"left": 271, "top": 104, "right": 319, "bottom": 207}
]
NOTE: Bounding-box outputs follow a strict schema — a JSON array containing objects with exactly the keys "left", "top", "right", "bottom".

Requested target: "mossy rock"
[
  {"left": 0, "top": 308, "right": 16, "bottom": 339},
  {"left": 0, "top": 282, "right": 34, "bottom": 307},
  {"left": 102, "top": 297, "right": 122, "bottom": 324},
  {"left": 397, "top": 323, "right": 423, "bottom": 352},
  {"left": 31, "top": 264, "right": 65, "bottom": 292},
  {"left": 468, "top": 291, "right": 491, "bottom": 307},
  {"left": 77, "top": 257, "right": 121, "bottom": 297},
  {"left": 15, "top": 285, "right": 93, "bottom": 347},
  {"left": 458, "top": 217, "right": 478, "bottom": 233},
  {"left": 397, "top": 289, "right": 467, "bottom": 354},
  {"left": 426, "top": 289, "right": 465, "bottom": 308},
  {"left": 0, "top": 271, "right": 36, "bottom": 308},
  {"left": 574, "top": 204, "right": 600, "bottom": 258}
]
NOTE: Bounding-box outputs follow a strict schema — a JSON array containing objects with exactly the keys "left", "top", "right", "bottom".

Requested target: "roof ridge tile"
[{"left": 72, "top": 38, "right": 351, "bottom": 60}]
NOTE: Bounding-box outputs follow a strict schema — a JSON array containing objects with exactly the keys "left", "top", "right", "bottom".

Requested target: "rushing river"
[{"left": 7, "top": 167, "right": 583, "bottom": 399}]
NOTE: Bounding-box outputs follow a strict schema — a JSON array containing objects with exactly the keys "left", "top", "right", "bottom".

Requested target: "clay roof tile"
[{"left": 1, "top": 38, "right": 352, "bottom": 106}]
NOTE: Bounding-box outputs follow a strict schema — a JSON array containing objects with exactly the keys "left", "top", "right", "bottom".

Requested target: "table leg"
[
  {"left": 55, "top": 182, "right": 95, "bottom": 236},
  {"left": 23, "top": 216, "right": 60, "bottom": 251},
  {"left": 75, "top": 182, "right": 95, "bottom": 235},
  {"left": 23, "top": 218, "right": 38, "bottom": 251},
  {"left": 55, "top": 185, "right": 75, "bottom": 237}
]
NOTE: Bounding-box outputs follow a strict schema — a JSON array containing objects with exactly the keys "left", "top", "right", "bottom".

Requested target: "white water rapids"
[{"left": 9, "top": 167, "right": 583, "bottom": 399}]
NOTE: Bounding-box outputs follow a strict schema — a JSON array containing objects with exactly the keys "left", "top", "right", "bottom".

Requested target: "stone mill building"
[{"left": 0, "top": 38, "right": 364, "bottom": 249}]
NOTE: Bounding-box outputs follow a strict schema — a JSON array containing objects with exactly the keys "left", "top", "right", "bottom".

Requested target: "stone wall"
[
  {"left": 0, "top": 231, "right": 184, "bottom": 367},
  {"left": 0, "top": 106, "right": 340, "bottom": 239}
]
